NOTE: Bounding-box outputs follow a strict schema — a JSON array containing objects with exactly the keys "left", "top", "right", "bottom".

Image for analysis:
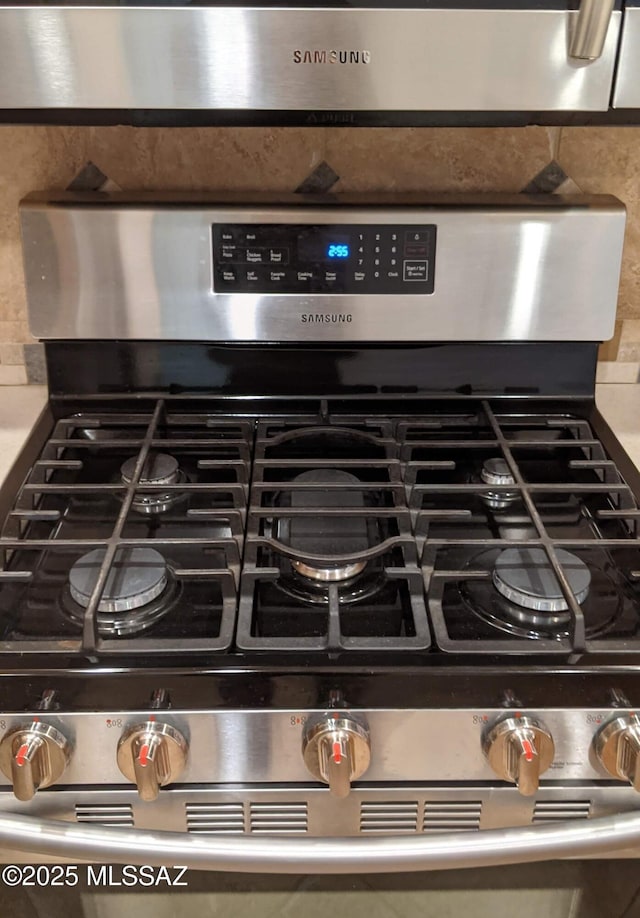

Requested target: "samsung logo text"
[{"left": 293, "top": 50, "right": 371, "bottom": 65}]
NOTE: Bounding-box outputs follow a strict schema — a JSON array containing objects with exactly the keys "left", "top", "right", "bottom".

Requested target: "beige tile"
[
  {"left": 558, "top": 127, "right": 640, "bottom": 322},
  {"left": 325, "top": 127, "right": 555, "bottom": 193},
  {"left": 622, "top": 318, "right": 640, "bottom": 342},
  {"left": 0, "top": 363, "right": 27, "bottom": 385},
  {"left": 0, "top": 320, "right": 30, "bottom": 344},
  {"left": 616, "top": 318, "right": 640, "bottom": 361},
  {"left": 596, "top": 361, "right": 640, "bottom": 383},
  {"left": 0, "top": 342, "right": 24, "bottom": 365},
  {"left": 86, "top": 127, "right": 326, "bottom": 192}
]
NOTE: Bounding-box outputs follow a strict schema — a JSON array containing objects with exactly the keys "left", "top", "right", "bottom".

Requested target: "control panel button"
[
  {"left": 482, "top": 715, "right": 555, "bottom": 796},
  {"left": 220, "top": 268, "right": 237, "bottom": 283},
  {"left": 302, "top": 713, "right": 371, "bottom": 798},
  {"left": 220, "top": 246, "right": 238, "bottom": 261},
  {"left": 269, "top": 247, "right": 289, "bottom": 264},
  {"left": 245, "top": 248, "right": 264, "bottom": 264},
  {"left": 0, "top": 722, "right": 73, "bottom": 801},
  {"left": 269, "top": 269, "right": 287, "bottom": 284},
  {"left": 245, "top": 268, "right": 261, "bottom": 283},
  {"left": 404, "top": 243, "right": 428, "bottom": 258},
  {"left": 403, "top": 260, "right": 429, "bottom": 282},
  {"left": 405, "top": 230, "right": 430, "bottom": 244}
]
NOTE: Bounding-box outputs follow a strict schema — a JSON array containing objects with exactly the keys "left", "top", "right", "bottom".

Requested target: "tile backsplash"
[{"left": 1, "top": 125, "right": 639, "bottom": 383}]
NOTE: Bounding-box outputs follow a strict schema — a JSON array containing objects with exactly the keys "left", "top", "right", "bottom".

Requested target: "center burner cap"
[
  {"left": 493, "top": 547, "right": 591, "bottom": 613},
  {"left": 69, "top": 546, "right": 168, "bottom": 614},
  {"left": 291, "top": 559, "right": 367, "bottom": 583},
  {"left": 284, "top": 469, "right": 369, "bottom": 584},
  {"left": 121, "top": 453, "right": 180, "bottom": 486}
]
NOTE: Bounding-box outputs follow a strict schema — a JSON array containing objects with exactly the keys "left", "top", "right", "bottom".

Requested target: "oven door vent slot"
[
  {"left": 360, "top": 801, "right": 419, "bottom": 834},
  {"left": 75, "top": 804, "right": 134, "bottom": 827},
  {"left": 423, "top": 801, "right": 482, "bottom": 833},
  {"left": 249, "top": 802, "right": 308, "bottom": 835},
  {"left": 532, "top": 800, "right": 591, "bottom": 823},
  {"left": 185, "top": 802, "right": 245, "bottom": 834}
]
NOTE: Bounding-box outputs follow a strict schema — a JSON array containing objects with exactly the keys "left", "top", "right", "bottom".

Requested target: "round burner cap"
[
  {"left": 69, "top": 547, "right": 168, "bottom": 614},
  {"left": 493, "top": 547, "right": 591, "bottom": 613},
  {"left": 121, "top": 453, "right": 179, "bottom": 486},
  {"left": 292, "top": 559, "right": 367, "bottom": 582}
]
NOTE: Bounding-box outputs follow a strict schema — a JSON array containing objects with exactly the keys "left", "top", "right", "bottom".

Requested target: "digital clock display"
[{"left": 298, "top": 229, "right": 352, "bottom": 263}]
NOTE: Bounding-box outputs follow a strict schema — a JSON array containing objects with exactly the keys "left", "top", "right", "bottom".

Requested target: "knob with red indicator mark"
[
  {"left": 482, "top": 716, "right": 555, "bottom": 796},
  {"left": 594, "top": 714, "right": 640, "bottom": 790},
  {"left": 0, "top": 722, "right": 72, "bottom": 801},
  {"left": 117, "top": 720, "right": 188, "bottom": 802},
  {"left": 302, "top": 714, "right": 371, "bottom": 798}
]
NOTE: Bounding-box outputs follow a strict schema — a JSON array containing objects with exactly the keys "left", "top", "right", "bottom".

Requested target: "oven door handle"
[
  {"left": 1, "top": 809, "right": 640, "bottom": 871},
  {"left": 569, "top": 0, "right": 616, "bottom": 60}
]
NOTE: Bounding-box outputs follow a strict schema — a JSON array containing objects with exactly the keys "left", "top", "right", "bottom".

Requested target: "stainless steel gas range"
[{"left": 3, "top": 191, "right": 640, "bottom": 871}]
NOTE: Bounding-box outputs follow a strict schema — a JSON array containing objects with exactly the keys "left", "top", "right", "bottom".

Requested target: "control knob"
[
  {"left": 117, "top": 720, "right": 188, "bottom": 802},
  {"left": 0, "top": 722, "right": 72, "bottom": 801},
  {"left": 594, "top": 714, "right": 640, "bottom": 790},
  {"left": 483, "top": 716, "right": 555, "bottom": 796},
  {"left": 302, "top": 713, "right": 371, "bottom": 798}
]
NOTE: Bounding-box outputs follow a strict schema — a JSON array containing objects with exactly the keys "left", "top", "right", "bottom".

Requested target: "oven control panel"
[{"left": 212, "top": 223, "right": 437, "bottom": 294}]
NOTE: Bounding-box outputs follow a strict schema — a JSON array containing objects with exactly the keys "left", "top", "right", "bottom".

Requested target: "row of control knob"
[
  {"left": 0, "top": 720, "right": 188, "bottom": 803},
  {"left": 2, "top": 712, "right": 640, "bottom": 801}
]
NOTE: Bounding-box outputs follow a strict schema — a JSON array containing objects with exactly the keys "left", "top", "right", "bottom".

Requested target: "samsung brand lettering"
[
  {"left": 301, "top": 314, "right": 353, "bottom": 324},
  {"left": 293, "top": 50, "right": 371, "bottom": 65}
]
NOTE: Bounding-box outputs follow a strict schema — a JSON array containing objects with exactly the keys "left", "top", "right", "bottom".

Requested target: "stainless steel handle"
[
  {"left": 2, "top": 810, "right": 640, "bottom": 872},
  {"left": 569, "top": 0, "right": 616, "bottom": 60}
]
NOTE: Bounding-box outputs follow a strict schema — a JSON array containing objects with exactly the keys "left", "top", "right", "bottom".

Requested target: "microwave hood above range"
[{"left": 3, "top": 1, "right": 640, "bottom": 127}]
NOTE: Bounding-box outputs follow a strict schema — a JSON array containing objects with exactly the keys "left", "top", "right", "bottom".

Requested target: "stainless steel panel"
[
  {"left": 21, "top": 195, "right": 626, "bottom": 343},
  {"left": 0, "top": 707, "right": 630, "bottom": 787},
  {"left": 613, "top": 6, "right": 640, "bottom": 107},
  {"left": 1, "top": 785, "right": 639, "bottom": 861},
  {"left": 0, "top": 7, "right": 621, "bottom": 112}
]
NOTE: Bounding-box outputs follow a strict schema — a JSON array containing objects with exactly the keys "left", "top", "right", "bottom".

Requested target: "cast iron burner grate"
[
  {"left": 2, "top": 397, "right": 640, "bottom": 659},
  {"left": 0, "top": 400, "right": 251, "bottom": 655},
  {"left": 400, "top": 401, "right": 640, "bottom": 654},
  {"left": 236, "top": 415, "right": 430, "bottom": 651}
]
